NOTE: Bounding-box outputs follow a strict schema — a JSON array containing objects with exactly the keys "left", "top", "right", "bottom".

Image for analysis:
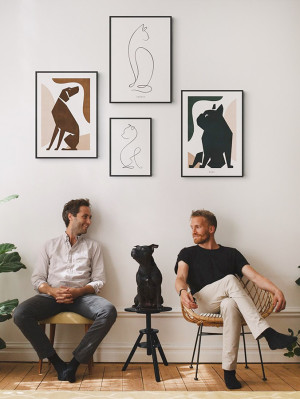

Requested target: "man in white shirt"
[{"left": 14, "top": 199, "right": 117, "bottom": 383}]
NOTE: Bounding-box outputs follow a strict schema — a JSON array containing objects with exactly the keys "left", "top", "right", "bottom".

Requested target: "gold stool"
[{"left": 38, "top": 312, "right": 94, "bottom": 374}]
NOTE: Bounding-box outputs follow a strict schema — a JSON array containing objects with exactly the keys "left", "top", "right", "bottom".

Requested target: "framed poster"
[
  {"left": 109, "top": 16, "right": 172, "bottom": 103},
  {"left": 35, "top": 71, "right": 98, "bottom": 158},
  {"left": 181, "top": 90, "right": 243, "bottom": 177},
  {"left": 110, "top": 118, "right": 152, "bottom": 176}
]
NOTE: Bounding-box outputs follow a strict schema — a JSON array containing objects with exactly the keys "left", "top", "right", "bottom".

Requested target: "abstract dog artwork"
[
  {"left": 46, "top": 86, "right": 80, "bottom": 151},
  {"left": 190, "top": 104, "right": 233, "bottom": 169},
  {"left": 131, "top": 244, "right": 164, "bottom": 310}
]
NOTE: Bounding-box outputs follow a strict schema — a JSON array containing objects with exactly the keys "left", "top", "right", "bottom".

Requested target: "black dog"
[
  {"left": 131, "top": 244, "right": 163, "bottom": 310},
  {"left": 47, "top": 86, "right": 80, "bottom": 151}
]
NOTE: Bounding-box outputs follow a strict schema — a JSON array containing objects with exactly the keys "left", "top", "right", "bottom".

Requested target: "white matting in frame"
[
  {"left": 110, "top": 118, "right": 152, "bottom": 176},
  {"left": 36, "top": 71, "right": 98, "bottom": 158},
  {"left": 181, "top": 90, "right": 243, "bottom": 177},
  {"left": 110, "top": 16, "right": 172, "bottom": 103}
]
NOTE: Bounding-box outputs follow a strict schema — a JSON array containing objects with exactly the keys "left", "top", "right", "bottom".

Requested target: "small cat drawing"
[{"left": 120, "top": 124, "right": 142, "bottom": 169}]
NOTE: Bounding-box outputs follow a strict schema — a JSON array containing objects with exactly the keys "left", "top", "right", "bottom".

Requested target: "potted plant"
[
  {"left": 0, "top": 194, "right": 26, "bottom": 349},
  {"left": 284, "top": 266, "right": 300, "bottom": 358}
]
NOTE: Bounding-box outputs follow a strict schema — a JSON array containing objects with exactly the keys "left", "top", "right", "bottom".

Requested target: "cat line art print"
[
  {"left": 128, "top": 24, "right": 154, "bottom": 94},
  {"left": 120, "top": 124, "right": 142, "bottom": 169}
]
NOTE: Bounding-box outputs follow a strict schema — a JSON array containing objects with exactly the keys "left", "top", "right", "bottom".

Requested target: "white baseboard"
[{"left": 1, "top": 341, "right": 298, "bottom": 364}]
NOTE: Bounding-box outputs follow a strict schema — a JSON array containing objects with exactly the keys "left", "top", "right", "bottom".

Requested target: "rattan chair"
[
  {"left": 38, "top": 312, "right": 94, "bottom": 374},
  {"left": 181, "top": 276, "right": 274, "bottom": 381}
]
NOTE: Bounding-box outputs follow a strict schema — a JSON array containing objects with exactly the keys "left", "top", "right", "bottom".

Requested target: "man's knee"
[
  {"left": 220, "top": 298, "right": 239, "bottom": 314},
  {"left": 13, "top": 302, "right": 28, "bottom": 327},
  {"left": 221, "top": 297, "right": 236, "bottom": 309},
  {"left": 223, "top": 274, "right": 239, "bottom": 285},
  {"left": 99, "top": 302, "right": 117, "bottom": 323}
]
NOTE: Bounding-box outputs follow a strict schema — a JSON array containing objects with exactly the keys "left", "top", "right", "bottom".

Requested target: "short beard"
[{"left": 193, "top": 235, "right": 210, "bottom": 245}]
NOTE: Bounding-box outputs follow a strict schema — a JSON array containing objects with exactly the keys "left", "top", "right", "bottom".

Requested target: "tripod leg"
[
  {"left": 122, "top": 332, "right": 144, "bottom": 371},
  {"left": 153, "top": 333, "right": 168, "bottom": 366},
  {"left": 150, "top": 334, "right": 160, "bottom": 382}
]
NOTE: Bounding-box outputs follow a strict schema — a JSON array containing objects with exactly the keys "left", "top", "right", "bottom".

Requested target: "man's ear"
[
  {"left": 68, "top": 212, "right": 73, "bottom": 222},
  {"left": 209, "top": 225, "right": 215, "bottom": 234}
]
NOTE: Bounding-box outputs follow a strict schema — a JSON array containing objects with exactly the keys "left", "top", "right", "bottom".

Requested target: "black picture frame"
[
  {"left": 109, "top": 16, "right": 172, "bottom": 103},
  {"left": 110, "top": 118, "right": 152, "bottom": 176},
  {"left": 181, "top": 90, "right": 243, "bottom": 177},
  {"left": 35, "top": 71, "right": 98, "bottom": 159}
]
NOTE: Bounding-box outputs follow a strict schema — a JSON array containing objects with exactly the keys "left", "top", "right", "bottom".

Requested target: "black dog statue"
[{"left": 131, "top": 244, "right": 164, "bottom": 310}]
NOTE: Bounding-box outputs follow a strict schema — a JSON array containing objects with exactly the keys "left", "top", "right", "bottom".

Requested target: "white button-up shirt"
[{"left": 31, "top": 233, "right": 105, "bottom": 294}]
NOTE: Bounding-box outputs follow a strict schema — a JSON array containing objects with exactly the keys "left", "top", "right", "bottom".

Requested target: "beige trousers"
[{"left": 193, "top": 274, "right": 269, "bottom": 371}]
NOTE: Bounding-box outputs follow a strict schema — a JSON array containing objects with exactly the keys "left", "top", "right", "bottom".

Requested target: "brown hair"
[
  {"left": 191, "top": 210, "right": 217, "bottom": 230},
  {"left": 62, "top": 199, "right": 90, "bottom": 227}
]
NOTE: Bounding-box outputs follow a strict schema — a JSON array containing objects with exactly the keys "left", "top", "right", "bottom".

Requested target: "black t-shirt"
[{"left": 174, "top": 245, "right": 248, "bottom": 295}]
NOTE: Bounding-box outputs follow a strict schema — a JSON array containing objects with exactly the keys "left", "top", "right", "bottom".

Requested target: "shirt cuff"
[{"left": 87, "top": 281, "right": 104, "bottom": 294}]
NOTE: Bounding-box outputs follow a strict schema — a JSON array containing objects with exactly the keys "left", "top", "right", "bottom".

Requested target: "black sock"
[
  {"left": 224, "top": 370, "right": 242, "bottom": 389},
  {"left": 262, "top": 327, "right": 297, "bottom": 350},
  {"left": 65, "top": 357, "right": 80, "bottom": 383},
  {"left": 47, "top": 352, "right": 68, "bottom": 381}
]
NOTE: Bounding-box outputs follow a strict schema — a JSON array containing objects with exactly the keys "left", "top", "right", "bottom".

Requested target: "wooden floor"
[{"left": 0, "top": 362, "right": 300, "bottom": 391}]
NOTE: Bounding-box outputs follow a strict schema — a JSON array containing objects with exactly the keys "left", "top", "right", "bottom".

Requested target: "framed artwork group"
[{"left": 35, "top": 17, "right": 244, "bottom": 178}]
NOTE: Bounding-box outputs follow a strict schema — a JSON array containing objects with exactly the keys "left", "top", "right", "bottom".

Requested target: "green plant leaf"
[
  {"left": 0, "top": 299, "right": 19, "bottom": 322},
  {"left": 287, "top": 341, "right": 297, "bottom": 351},
  {"left": 0, "top": 243, "right": 16, "bottom": 255},
  {"left": 284, "top": 352, "right": 294, "bottom": 358},
  {"left": 0, "top": 252, "right": 26, "bottom": 273},
  {"left": 0, "top": 338, "right": 6, "bottom": 350},
  {"left": 0, "top": 195, "right": 19, "bottom": 204},
  {"left": 294, "top": 347, "right": 300, "bottom": 356},
  {"left": 295, "top": 277, "right": 300, "bottom": 286}
]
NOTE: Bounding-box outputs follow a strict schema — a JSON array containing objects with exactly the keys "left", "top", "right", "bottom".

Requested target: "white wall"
[{"left": 0, "top": 0, "right": 299, "bottom": 363}]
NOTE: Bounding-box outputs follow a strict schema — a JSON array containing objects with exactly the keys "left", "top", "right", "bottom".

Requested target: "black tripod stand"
[{"left": 122, "top": 307, "right": 172, "bottom": 382}]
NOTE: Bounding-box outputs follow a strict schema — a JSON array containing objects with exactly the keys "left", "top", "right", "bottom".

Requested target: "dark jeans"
[{"left": 13, "top": 294, "right": 117, "bottom": 364}]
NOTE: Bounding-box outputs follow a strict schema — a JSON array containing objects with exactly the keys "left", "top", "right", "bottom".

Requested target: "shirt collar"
[{"left": 63, "top": 232, "right": 83, "bottom": 244}]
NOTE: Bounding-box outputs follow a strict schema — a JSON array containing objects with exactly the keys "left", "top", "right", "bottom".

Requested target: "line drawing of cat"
[
  {"left": 120, "top": 124, "right": 142, "bottom": 169},
  {"left": 128, "top": 24, "right": 154, "bottom": 94}
]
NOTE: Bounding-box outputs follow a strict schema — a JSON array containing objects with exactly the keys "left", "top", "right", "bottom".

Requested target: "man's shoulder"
[
  {"left": 79, "top": 236, "right": 101, "bottom": 249},
  {"left": 219, "top": 245, "right": 239, "bottom": 252},
  {"left": 178, "top": 245, "right": 198, "bottom": 255},
  {"left": 44, "top": 234, "right": 65, "bottom": 245}
]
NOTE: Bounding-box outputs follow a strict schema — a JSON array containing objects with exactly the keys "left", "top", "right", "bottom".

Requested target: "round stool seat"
[{"left": 40, "top": 312, "right": 93, "bottom": 325}]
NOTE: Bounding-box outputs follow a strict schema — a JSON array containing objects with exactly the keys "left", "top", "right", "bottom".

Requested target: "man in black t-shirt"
[{"left": 175, "top": 210, "right": 296, "bottom": 390}]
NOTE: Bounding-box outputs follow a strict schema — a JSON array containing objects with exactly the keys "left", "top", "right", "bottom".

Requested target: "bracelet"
[{"left": 179, "top": 288, "right": 187, "bottom": 296}]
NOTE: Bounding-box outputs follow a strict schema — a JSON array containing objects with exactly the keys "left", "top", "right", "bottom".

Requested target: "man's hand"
[
  {"left": 180, "top": 290, "right": 198, "bottom": 310},
  {"left": 50, "top": 286, "right": 74, "bottom": 303},
  {"left": 38, "top": 283, "right": 95, "bottom": 303},
  {"left": 273, "top": 289, "right": 286, "bottom": 312},
  {"left": 242, "top": 264, "right": 287, "bottom": 313}
]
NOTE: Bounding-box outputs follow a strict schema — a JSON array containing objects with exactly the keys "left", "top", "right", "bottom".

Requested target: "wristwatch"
[{"left": 179, "top": 288, "right": 187, "bottom": 296}]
